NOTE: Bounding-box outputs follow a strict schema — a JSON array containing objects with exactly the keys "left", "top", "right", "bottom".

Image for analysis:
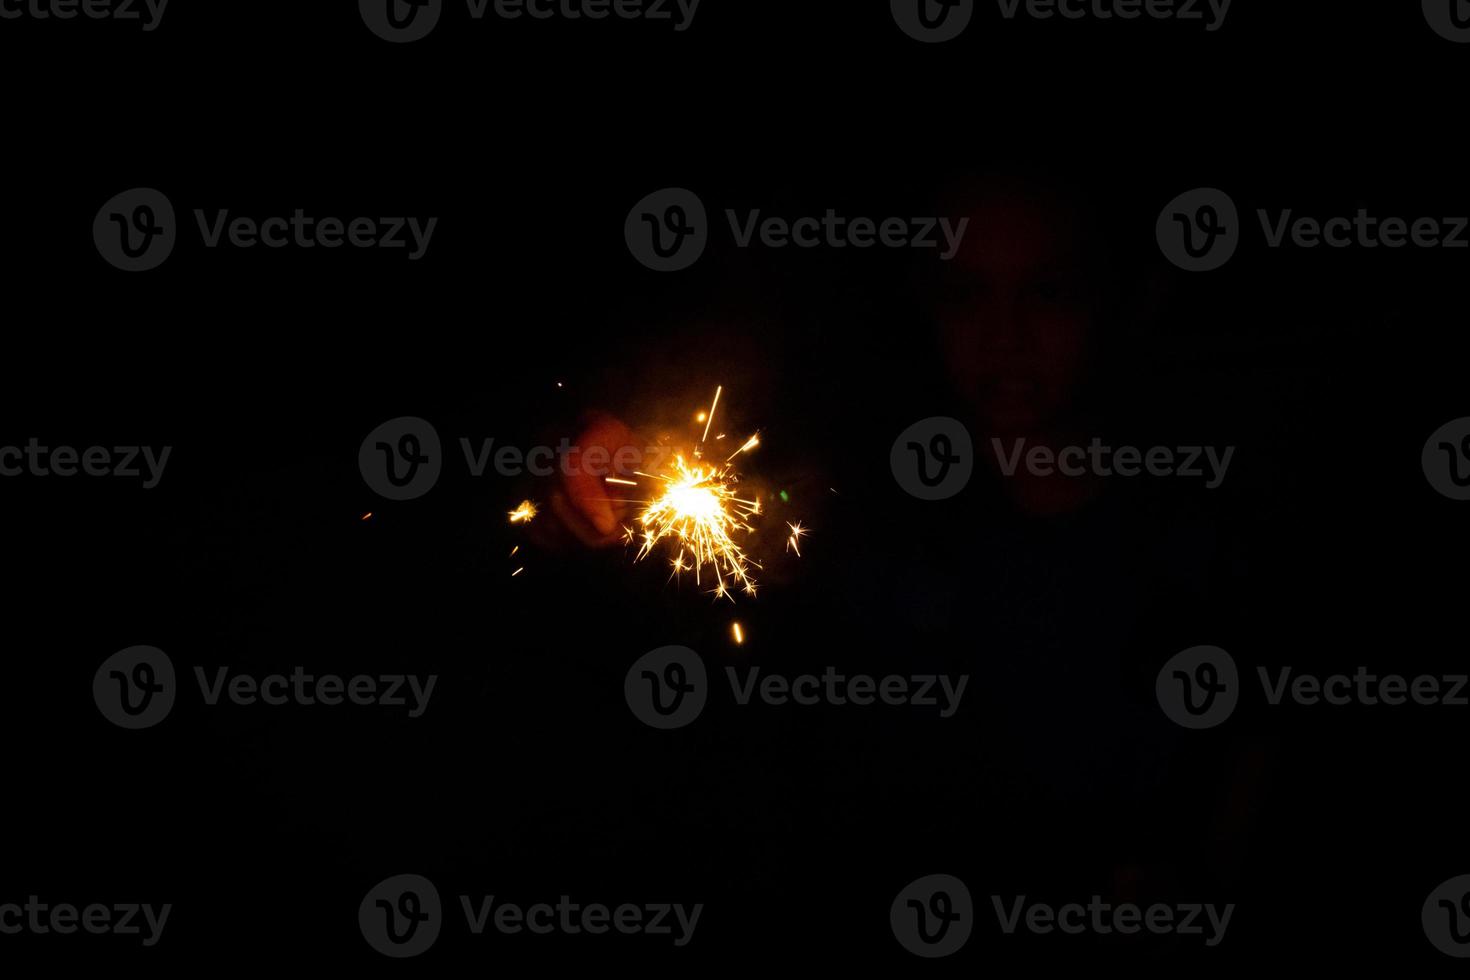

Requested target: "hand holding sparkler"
[
  {"left": 545, "top": 412, "right": 648, "bottom": 548},
  {"left": 513, "top": 387, "right": 806, "bottom": 606}
]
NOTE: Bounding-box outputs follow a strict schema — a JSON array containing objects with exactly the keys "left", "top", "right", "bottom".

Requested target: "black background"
[{"left": 3, "top": 0, "right": 1468, "bottom": 969}]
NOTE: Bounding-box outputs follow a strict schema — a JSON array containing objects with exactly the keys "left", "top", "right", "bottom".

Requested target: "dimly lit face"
[{"left": 936, "top": 191, "right": 1098, "bottom": 434}]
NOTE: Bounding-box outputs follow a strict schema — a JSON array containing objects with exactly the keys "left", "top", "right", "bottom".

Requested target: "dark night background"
[{"left": 2, "top": 0, "right": 1468, "bottom": 969}]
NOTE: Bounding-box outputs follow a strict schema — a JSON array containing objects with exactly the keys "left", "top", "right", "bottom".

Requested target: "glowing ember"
[
  {"left": 731, "top": 621, "right": 745, "bottom": 645},
  {"left": 725, "top": 436, "right": 756, "bottom": 461},
  {"left": 508, "top": 500, "right": 538, "bottom": 524}
]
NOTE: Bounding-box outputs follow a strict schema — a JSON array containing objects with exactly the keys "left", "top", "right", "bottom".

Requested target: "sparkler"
[
  {"left": 498, "top": 386, "right": 806, "bottom": 603},
  {"left": 617, "top": 386, "right": 798, "bottom": 602}
]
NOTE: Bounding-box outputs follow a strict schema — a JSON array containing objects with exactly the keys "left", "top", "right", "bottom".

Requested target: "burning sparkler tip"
[{"left": 625, "top": 386, "right": 804, "bottom": 603}]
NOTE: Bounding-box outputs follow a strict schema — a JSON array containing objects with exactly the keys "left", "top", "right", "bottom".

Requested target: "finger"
[{"left": 564, "top": 415, "right": 641, "bottom": 536}]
